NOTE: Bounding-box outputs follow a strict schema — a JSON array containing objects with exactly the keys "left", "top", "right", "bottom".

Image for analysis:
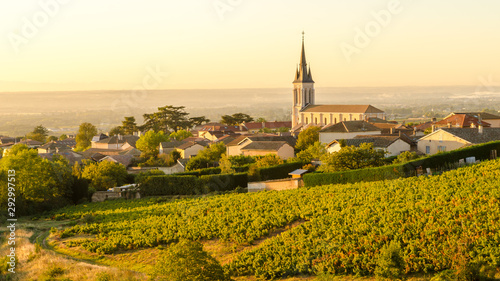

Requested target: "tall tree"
[
  {"left": 109, "top": 126, "right": 125, "bottom": 136},
  {"left": 27, "top": 125, "right": 49, "bottom": 143},
  {"left": 295, "top": 126, "right": 321, "bottom": 151},
  {"left": 169, "top": 129, "right": 193, "bottom": 141},
  {"left": 141, "top": 106, "right": 191, "bottom": 133},
  {"left": 189, "top": 116, "right": 210, "bottom": 126},
  {"left": 75, "top": 123, "right": 97, "bottom": 151},
  {"left": 220, "top": 113, "right": 253, "bottom": 125},
  {"left": 121, "top": 116, "right": 138, "bottom": 135}
]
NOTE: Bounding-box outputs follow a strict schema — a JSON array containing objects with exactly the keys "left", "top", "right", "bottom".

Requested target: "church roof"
[
  {"left": 320, "top": 121, "right": 381, "bottom": 133},
  {"left": 293, "top": 32, "right": 314, "bottom": 83},
  {"left": 301, "top": 104, "right": 384, "bottom": 114}
]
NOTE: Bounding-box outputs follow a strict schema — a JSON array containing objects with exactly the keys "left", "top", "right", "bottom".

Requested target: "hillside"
[{"left": 18, "top": 159, "right": 500, "bottom": 280}]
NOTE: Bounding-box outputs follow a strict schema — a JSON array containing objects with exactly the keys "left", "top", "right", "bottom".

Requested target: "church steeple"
[{"left": 294, "top": 32, "right": 314, "bottom": 83}]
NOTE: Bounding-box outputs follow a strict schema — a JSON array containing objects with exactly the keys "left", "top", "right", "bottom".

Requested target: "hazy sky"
[{"left": 1, "top": 0, "right": 500, "bottom": 91}]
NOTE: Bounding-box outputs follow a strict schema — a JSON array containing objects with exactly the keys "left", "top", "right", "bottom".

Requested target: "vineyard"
[{"left": 49, "top": 159, "right": 500, "bottom": 279}]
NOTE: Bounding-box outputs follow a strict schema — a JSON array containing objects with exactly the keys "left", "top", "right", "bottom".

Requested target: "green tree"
[
  {"left": 254, "top": 154, "right": 284, "bottom": 168},
  {"left": 59, "top": 134, "right": 68, "bottom": 140},
  {"left": 27, "top": 125, "right": 49, "bottom": 143},
  {"left": 141, "top": 105, "right": 191, "bottom": 133},
  {"left": 109, "top": 126, "right": 125, "bottom": 136},
  {"left": 136, "top": 130, "right": 169, "bottom": 159},
  {"left": 319, "top": 143, "right": 386, "bottom": 172},
  {"left": 169, "top": 129, "right": 193, "bottom": 141},
  {"left": 392, "top": 151, "right": 419, "bottom": 164},
  {"left": 189, "top": 116, "right": 210, "bottom": 126},
  {"left": 46, "top": 136, "right": 58, "bottom": 143},
  {"left": 75, "top": 122, "right": 97, "bottom": 151},
  {"left": 221, "top": 113, "right": 254, "bottom": 125},
  {"left": 186, "top": 143, "right": 226, "bottom": 171},
  {"left": 0, "top": 144, "right": 73, "bottom": 215},
  {"left": 296, "top": 141, "right": 326, "bottom": 163},
  {"left": 152, "top": 240, "right": 229, "bottom": 281},
  {"left": 219, "top": 154, "right": 234, "bottom": 174},
  {"left": 255, "top": 117, "right": 267, "bottom": 123},
  {"left": 121, "top": 116, "right": 138, "bottom": 135},
  {"left": 295, "top": 126, "right": 321, "bottom": 151},
  {"left": 81, "top": 160, "right": 128, "bottom": 191}
]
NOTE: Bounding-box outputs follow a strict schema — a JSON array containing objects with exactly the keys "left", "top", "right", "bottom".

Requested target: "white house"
[{"left": 326, "top": 135, "right": 412, "bottom": 157}]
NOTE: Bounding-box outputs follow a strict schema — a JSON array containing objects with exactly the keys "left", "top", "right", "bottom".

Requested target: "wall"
[
  {"left": 179, "top": 144, "right": 204, "bottom": 159},
  {"left": 417, "top": 130, "right": 469, "bottom": 155},
  {"left": 319, "top": 131, "right": 380, "bottom": 144},
  {"left": 157, "top": 163, "right": 185, "bottom": 174},
  {"left": 248, "top": 178, "right": 303, "bottom": 192},
  {"left": 386, "top": 139, "right": 411, "bottom": 157},
  {"left": 486, "top": 119, "right": 500, "bottom": 128}
]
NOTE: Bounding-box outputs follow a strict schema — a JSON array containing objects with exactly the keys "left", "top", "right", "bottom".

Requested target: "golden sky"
[{"left": 1, "top": 0, "right": 499, "bottom": 91}]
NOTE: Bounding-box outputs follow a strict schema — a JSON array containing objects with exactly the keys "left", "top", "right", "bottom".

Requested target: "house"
[
  {"left": 91, "top": 135, "right": 140, "bottom": 150},
  {"left": 370, "top": 122, "right": 414, "bottom": 135},
  {"left": 39, "top": 150, "right": 84, "bottom": 164},
  {"left": 226, "top": 134, "right": 297, "bottom": 157},
  {"left": 100, "top": 155, "right": 135, "bottom": 167},
  {"left": 37, "top": 141, "right": 71, "bottom": 154},
  {"left": 196, "top": 123, "right": 248, "bottom": 140},
  {"left": 319, "top": 121, "right": 381, "bottom": 144},
  {"left": 443, "top": 112, "right": 500, "bottom": 128},
  {"left": 56, "top": 138, "right": 77, "bottom": 148},
  {"left": 243, "top": 121, "right": 292, "bottom": 134},
  {"left": 159, "top": 141, "right": 185, "bottom": 155},
  {"left": 91, "top": 133, "right": 108, "bottom": 142},
  {"left": 81, "top": 147, "right": 141, "bottom": 162},
  {"left": 417, "top": 126, "right": 500, "bottom": 155},
  {"left": 175, "top": 141, "right": 206, "bottom": 159},
  {"left": 240, "top": 141, "right": 295, "bottom": 160},
  {"left": 326, "top": 134, "right": 412, "bottom": 157},
  {"left": 434, "top": 114, "right": 490, "bottom": 129}
]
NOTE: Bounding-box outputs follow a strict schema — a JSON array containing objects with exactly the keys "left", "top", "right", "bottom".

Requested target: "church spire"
[{"left": 294, "top": 32, "right": 314, "bottom": 83}]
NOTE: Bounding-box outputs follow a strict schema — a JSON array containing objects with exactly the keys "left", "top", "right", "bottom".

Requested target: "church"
[{"left": 291, "top": 33, "right": 385, "bottom": 132}]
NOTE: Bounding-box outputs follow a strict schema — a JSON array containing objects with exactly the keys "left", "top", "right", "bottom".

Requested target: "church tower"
[{"left": 292, "top": 32, "right": 315, "bottom": 129}]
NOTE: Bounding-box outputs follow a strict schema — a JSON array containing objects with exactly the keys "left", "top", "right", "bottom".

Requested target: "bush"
[
  {"left": 140, "top": 175, "right": 205, "bottom": 196},
  {"left": 375, "top": 241, "right": 405, "bottom": 280},
  {"left": 134, "top": 169, "right": 165, "bottom": 185},
  {"left": 152, "top": 239, "right": 230, "bottom": 281},
  {"left": 175, "top": 167, "right": 221, "bottom": 176}
]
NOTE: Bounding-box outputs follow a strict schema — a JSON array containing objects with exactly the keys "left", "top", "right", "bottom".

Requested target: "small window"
[{"left": 426, "top": 146, "right": 430, "bottom": 154}]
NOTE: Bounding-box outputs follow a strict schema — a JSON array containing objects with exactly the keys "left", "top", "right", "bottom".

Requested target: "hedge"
[
  {"left": 304, "top": 164, "right": 407, "bottom": 187},
  {"left": 200, "top": 173, "right": 248, "bottom": 192},
  {"left": 249, "top": 162, "right": 305, "bottom": 182},
  {"left": 140, "top": 175, "right": 205, "bottom": 196},
  {"left": 174, "top": 167, "right": 221, "bottom": 176},
  {"left": 140, "top": 173, "right": 247, "bottom": 196},
  {"left": 304, "top": 141, "right": 500, "bottom": 187}
]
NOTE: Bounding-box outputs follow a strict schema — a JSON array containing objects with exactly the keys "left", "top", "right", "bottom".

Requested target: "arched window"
[
  {"left": 315, "top": 118, "right": 318, "bottom": 124},
  {"left": 324, "top": 118, "right": 327, "bottom": 124},
  {"left": 334, "top": 118, "right": 337, "bottom": 124},
  {"left": 306, "top": 117, "right": 309, "bottom": 124}
]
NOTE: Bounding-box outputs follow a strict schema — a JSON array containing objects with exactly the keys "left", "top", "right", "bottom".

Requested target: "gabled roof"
[
  {"left": 100, "top": 155, "right": 134, "bottom": 167},
  {"left": 301, "top": 104, "right": 384, "bottom": 114},
  {"left": 447, "top": 112, "right": 500, "bottom": 120},
  {"left": 243, "top": 121, "right": 292, "bottom": 130},
  {"left": 434, "top": 114, "right": 490, "bottom": 128},
  {"left": 425, "top": 127, "right": 500, "bottom": 144},
  {"left": 92, "top": 133, "right": 108, "bottom": 142},
  {"left": 56, "top": 138, "right": 76, "bottom": 147},
  {"left": 95, "top": 135, "right": 140, "bottom": 145},
  {"left": 176, "top": 141, "right": 204, "bottom": 150},
  {"left": 215, "top": 135, "right": 239, "bottom": 145},
  {"left": 240, "top": 141, "right": 288, "bottom": 151},
  {"left": 320, "top": 121, "right": 381, "bottom": 133},
  {"left": 227, "top": 134, "right": 297, "bottom": 148},
  {"left": 38, "top": 141, "right": 71, "bottom": 151},
  {"left": 160, "top": 141, "right": 185, "bottom": 149}
]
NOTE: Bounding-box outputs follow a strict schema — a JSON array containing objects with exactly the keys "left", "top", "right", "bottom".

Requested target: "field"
[{"left": 5, "top": 159, "right": 500, "bottom": 280}]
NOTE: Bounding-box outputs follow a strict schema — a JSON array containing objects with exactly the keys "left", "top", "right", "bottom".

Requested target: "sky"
[{"left": 1, "top": 0, "right": 500, "bottom": 91}]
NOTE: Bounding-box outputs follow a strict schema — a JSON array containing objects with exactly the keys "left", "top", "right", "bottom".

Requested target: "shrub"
[
  {"left": 249, "top": 162, "right": 305, "bottom": 182},
  {"left": 375, "top": 241, "right": 405, "bottom": 280},
  {"left": 152, "top": 239, "right": 230, "bottom": 281},
  {"left": 200, "top": 173, "right": 248, "bottom": 192}
]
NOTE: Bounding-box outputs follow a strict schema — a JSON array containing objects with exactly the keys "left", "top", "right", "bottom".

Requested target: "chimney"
[
  {"left": 478, "top": 124, "right": 484, "bottom": 134},
  {"left": 431, "top": 125, "right": 436, "bottom": 132},
  {"left": 432, "top": 117, "right": 437, "bottom": 122},
  {"left": 447, "top": 122, "right": 452, "bottom": 128}
]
